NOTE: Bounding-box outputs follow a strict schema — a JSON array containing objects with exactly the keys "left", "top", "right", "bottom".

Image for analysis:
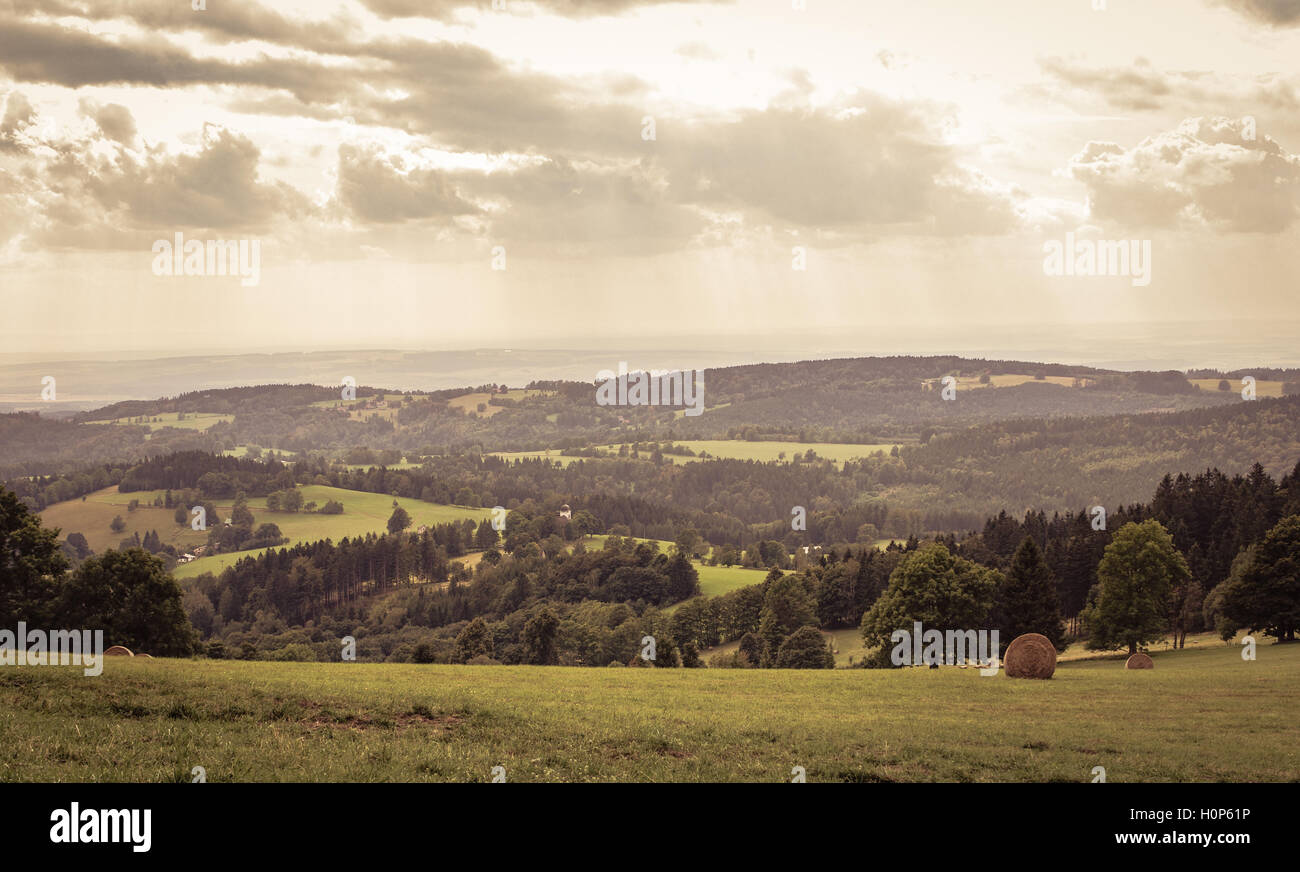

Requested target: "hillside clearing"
[{"left": 38, "top": 486, "right": 490, "bottom": 580}]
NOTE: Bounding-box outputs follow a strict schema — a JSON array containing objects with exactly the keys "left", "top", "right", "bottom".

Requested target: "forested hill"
[
  {"left": 900, "top": 393, "right": 1300, "bottom": 522},
  {"left": 4, "top": 355, "right": 1281, "bottom": 477},
  {"left": 14, "top": 395, "right": 1300, "bottom": 544}
]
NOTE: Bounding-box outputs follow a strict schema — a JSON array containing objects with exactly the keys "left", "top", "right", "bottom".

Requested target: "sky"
[{"left": 1, "top": 0, "right": 1299, "bottom": 359}]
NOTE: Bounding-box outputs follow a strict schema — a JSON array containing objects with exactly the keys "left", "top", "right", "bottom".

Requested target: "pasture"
[
  {"left": 447, "top": 389, "right": 553, "bottom": 419},
  {"left": 2, "top": 641, "right": 1296, "bottom": 782},
  {"left": 1188, "top": 378, "right": 1286, "bottom": 398},
  {"left": 93, "top": 411, "right": 234, "bottom": 432},
  {"left": 39, "top": 486, "right": 491, "bottom": 580},
  {"left": 492, "top": 440, "right": 903, "bottom": 466},
  {"left": 694, "top": 562, "right": 771, "bottom": 596}
]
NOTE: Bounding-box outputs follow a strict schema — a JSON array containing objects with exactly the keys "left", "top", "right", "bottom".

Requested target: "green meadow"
[
  {"left": 173, "top": 486, "right": 492, "bottom": 579},
  {"left": 93, "top": 411, "right": 235, "bottom": 432},
  {"left": 1188, "top": 378, "right": 1286, "bottom": 397},
  {"left": 39, "top": 486, "right": 490, "bottom": 580},
  {"left": 650, "top": 440, "right": 902, "bottom": 464},
  {"left": 694, "top": 562, "right": 770, "bottom": 596},
  {"left": 492, "top": 440, "right": 903, "bottom": 466},
  {"left": 2, "top": 641, "right": 1296, "bottom": 782}
]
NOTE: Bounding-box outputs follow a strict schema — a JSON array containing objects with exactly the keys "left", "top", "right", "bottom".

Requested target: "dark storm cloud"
[{"left": 1213, "top": 0, "right": 1300, "bottom": 26}]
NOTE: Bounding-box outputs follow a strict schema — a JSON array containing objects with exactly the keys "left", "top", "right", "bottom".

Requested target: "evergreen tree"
[
  {"left": 775, "top": 626, "right": 836, "bottom": 668},
  {"left": 665, "top": 551, "right": 700, "bottom": 602},
  {"left": 994, "top": 537, "right": 1065, "bottom": 650},
  {"left": 474, "top": 518, "right": 498, "bottom": 550},
  {"left": 1220, "top": 515, "right": 1300, "bottom": 642},
  {"left": 757, "top": 574, "right": 818, "bottom": 664}
]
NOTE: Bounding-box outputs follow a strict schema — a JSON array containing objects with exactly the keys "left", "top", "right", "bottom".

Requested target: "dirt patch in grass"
[{"left": 300, "top": 709, "right": 464, "bottom": 733}]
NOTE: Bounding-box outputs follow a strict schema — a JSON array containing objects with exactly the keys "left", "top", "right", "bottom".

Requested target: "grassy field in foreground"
[{"left": 2, "top": 642, "right": 1297, "bottom": 782}]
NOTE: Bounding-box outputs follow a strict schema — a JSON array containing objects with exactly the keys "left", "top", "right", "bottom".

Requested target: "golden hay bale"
[
  {"left": 103, "top": 645, "right": 134, "bottom": 657},
  {"left": 1003, "top": 633, "right": 1056, "bottom": 679},
  {"left": 136, "top": 653, "right": 153, "bottom": 659},
  {"left": 1125, "top": 652, "right": 1154, "bottom": 669}
]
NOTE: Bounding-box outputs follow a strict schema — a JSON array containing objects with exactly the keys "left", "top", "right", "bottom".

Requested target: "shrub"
[{"left": 775, "top": 626, "right": 836, "bottom": 668}]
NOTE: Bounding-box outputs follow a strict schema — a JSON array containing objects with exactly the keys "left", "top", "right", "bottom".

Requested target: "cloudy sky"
[{"left": 1, "top": 0, "right": 1299, "bottom": 359}]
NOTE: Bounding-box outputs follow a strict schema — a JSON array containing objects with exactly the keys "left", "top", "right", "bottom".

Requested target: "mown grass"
[
  {"left": 2, "top": 642, "right": 1296, "bottom": 782},
  {"left": 694, "top": 562, "right": 770, "bottom": 596}
]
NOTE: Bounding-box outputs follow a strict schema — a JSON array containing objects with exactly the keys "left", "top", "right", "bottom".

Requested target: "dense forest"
[
  {"left": 5, "top": 449, "right": 1299, "bottom": 669},
  {"left": 161, "top": 458, "right": 1300, "bottom": 667}
]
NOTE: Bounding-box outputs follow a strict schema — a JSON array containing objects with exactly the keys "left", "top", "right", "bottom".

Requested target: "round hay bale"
[
  {"left": 1003, "top": 633, "right": 1056, "bottom": 679},
  {"left": 136, "top": 653, "right": 153, "bottom": 659},
  {"left": 103, "top": 645, "right": 134, "bottom": 657},
  {"left": 1125, "top": 652, "right": 1154, "bottom": 669}
]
